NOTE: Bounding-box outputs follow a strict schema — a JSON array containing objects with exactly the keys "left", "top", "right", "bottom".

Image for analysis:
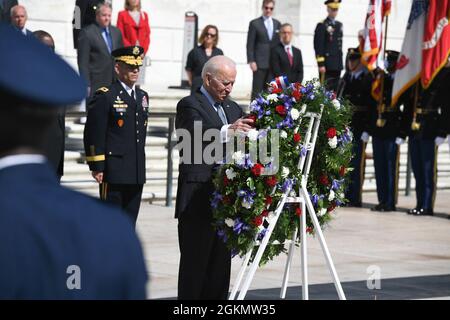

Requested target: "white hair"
[
  {"left": 201, "top": 55, "right": 236, "bottom": 80},
  {"left": 10, "top": 5, "right": 27, "bottom": 18}
]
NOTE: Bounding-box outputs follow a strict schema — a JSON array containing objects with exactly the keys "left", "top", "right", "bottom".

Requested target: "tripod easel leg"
[
  {"left": 229, "top": 249, "right": 252, "bottom": 300},
  {"left": 280, "top": 228, "right": 297, "bottom": 299},
  {"left": 302, "top": 186, "right": 346, "bottom": 300},
  {"left": 300, "top": 200, "right": 309, "bottom": 300}
]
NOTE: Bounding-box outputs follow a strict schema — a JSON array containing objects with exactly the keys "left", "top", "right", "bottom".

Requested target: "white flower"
[
  {"left": 313, "top": 80, "right": 321, "bottom": 89},
  {"left": 332, "top": 99, "right": 341, "bottom": 110},
  {"left": 280, "top": 130, "right": 288, "bottom": 139},
  {"left": 290, "top": 108, "right": 300, "bottom": 120},
  {"left": 232, "top": 151, "right": 245, "bottom": 165},
  {"left": 290, "top": 190, "right": 297, "bottom": 197},
  {"left": 300, "top": 104, "right": 307, "bottom": 114},
  {"left": 267, "top": 211, "right": 276, "bottom": 222},
  {"left": 328, "top": 190, "right": 335, "bottom": 201},
  {"left": 225, "top": 168, "right": 237, "bottom": 180},
  {"left": 318, "top": 208, "right": 327, "bottom": 217},
  {"left": 247, "top": 129, "right": 259, "bottom": 141},
  {"left": 328, "top": 136, "right": 338, "bottom": 149},
  {"left": 225, "top": 218, "right": 235, "bottom": 228},
  {"left": 282, "top": 167, "right": 290, "bottom": 178},
  {"left": 267, "top": 94, "right": 278, "bottom": 102},
  {"left": 242, "top": 199, "right": 253, "bottom": 209}
]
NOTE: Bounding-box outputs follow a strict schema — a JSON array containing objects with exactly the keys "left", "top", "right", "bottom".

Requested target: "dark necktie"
[
  {"left": 131, "top": 89, "right": 136, "bottom": 102},
  {"left": 214, "top": 102, "right": 228, "bottom": 125},
  {"left": 286, "top": 47, "right": 293, "bottom": 67},
  {"left": 104, "top": 28, "right": 112, "bottom": 53}
]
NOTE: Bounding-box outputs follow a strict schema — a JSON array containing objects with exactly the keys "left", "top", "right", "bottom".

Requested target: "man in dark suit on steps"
[
  {"left": 175, "top": 56, "right": 254, "bottom": 300},
  {"left": 246, "top": 0, "right": 281, "bottom": 100},
  {"left": 270, "top": 23, "right": 304, "bottom": 84},
  {"left": 77, "top": 2, "right": 123, "bottom": 97}
]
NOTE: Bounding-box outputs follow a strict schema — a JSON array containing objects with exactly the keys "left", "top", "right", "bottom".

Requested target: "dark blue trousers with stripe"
[
  {"left": 372, "top": 137, "right": 399, "bottom": 208},
  {"left": 409, "top": 136, "right": 437, "bottom": 211},
  {"left": 346, "top": 139, "right": 366, "bottom": 205}
]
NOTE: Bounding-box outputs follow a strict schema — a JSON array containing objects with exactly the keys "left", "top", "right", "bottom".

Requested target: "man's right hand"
[
  {"left": 319, "top": 66, "right": 326, "bottom": 74},
  {"left": 229, "top": 118, "right": 254, "bottom": 134},
  {"left": 249, "top": 62, "right": 258, "bottom": 72},
  {"left": 92, "top": 171, "right": 103, "bottom": 183}
]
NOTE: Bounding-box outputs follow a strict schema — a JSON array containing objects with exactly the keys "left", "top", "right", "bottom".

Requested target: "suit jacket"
[
  {"left": 116, "top": 10, "right": 151, "bottom": 54},
  {"left": 270, "top": 43, "right": 304, "bottom": 84},
  {"left": 0, "top": 162, "right": 147, "bottom": 299},
  {"left": 72, "top": 0, "right": 104, "bottom": 49},
  {"left": 246, "top": 16, "right": 281, "bottom": 69},
  {"left": 77, "top": 23, "right": 123, "bottom": 94},
  {"left": 84, "top": 81, "right": 149, "bottom": 185},
  {"left": 42, "top": 108, "right": 66, "bottom": 177},
  {"left": 0, "top": 0, "right": 17, "bottom": 24},
  {"left": 174, "top": 89, "right": 243, "bottom": 218},
  {"left": 314, "top": 17, "right": 343, "bottom": 72}
]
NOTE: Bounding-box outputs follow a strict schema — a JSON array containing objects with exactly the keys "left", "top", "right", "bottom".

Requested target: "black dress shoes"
[
  {"left": 407, "top": 207, "right": 420, "bottom": 215},
  {"left": 371, "top": 204, "right": 396, "bottom": 212},
  {"left": 412, "top": 208, "right": 434, "bottom": 216}
]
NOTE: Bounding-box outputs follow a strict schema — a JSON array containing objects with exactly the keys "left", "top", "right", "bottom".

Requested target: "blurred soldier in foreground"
[
  {"left": 402, "top": 64, "right": 450, "bottom": 216},
  {"left": 369, "top": 50, "right": 404, "bottom": 212},
  {"left": 84, "top": 45, "right": 149, "bottom": 227},
  {"left": 0, "top": 24, "right": 147, "bottom": 299},
  {"left": 314, "top": 0, "right": 343, "bottom": 92},
  {"left": 338, "top": 47, "right": 375, "bottom": 207}
]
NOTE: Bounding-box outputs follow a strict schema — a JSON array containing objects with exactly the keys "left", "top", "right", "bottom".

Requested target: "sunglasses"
[
  {"left": 264, "top": 6, "right": 274, "bottom": 11},
  {"left": 206, "top": 33, "right": 217, "bottom": 38}
]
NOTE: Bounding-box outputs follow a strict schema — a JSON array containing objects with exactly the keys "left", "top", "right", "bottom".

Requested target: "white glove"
[
  {"left": 395, "top": 137, "right": 405, "bottom": 145},
  {"left": 435, "top": 136, "right": 446, "bottom": 146},
  {"left": 361, "top": 131, "right": 370, "bottom": 143}
]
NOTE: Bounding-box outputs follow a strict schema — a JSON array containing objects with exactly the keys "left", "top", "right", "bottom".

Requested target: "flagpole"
[{"left": 376, "top": 15, "right": 389, "bottom": 128}]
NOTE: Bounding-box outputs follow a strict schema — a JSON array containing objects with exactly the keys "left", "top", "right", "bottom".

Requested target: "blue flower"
[
  {"left": 233, "top": 218, "right": 250, "bottom": 235},
  {"left": 282, "top": 179, "right": 293, "bottom": 192},
  {"left": 236, "top": 189, "right": 256, "bottom": 206},
  {"left": 335, "top": 199, "right": 344, "bottom": 206},
  {"left": 257, "top": 228, "right": 268, "bottom": 241},
  {"left": 217, "top": 229, "right": 228, "bottom": 243},
  {"left": 211, "top": 191, "right": 223, "bottom": 209},
  {"left": 311, "top": 194, "right": 319, "bottom": 207},
  {"left": 332, "top": 179, "right": 344, "bottom": 191},
  {"left": 299, "top": 145, "right": 307, "bottom": 157}
]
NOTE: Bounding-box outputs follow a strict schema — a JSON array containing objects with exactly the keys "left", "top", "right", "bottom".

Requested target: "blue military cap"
[{"left": 0, "top": 24, "right": 86, "bottom": 107}]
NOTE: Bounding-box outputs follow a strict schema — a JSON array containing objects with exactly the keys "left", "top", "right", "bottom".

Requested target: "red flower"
[
  {"left": 327, "top": 202, "right": 337, "bottom": 212},
  {"left": 295, "top": 206, "right": 302, "bottom": 217},
  {"left": 319, "top": 174, "right": 329, "bottom": 186},
  {"left": 253, "top": 215, "right": 263, "bottom": 226},
  {"left": 261, "top": 210, "right": 269, "bottom": 217},
  {"left": 251, "top": 163, "right": 264, "bottom": 176},
  {"left": 265, "top": 176, "right": 278, "bottom": 187},
  {"left": 293, "top": 133, "right": 302, "bottom": 143},
  {"left": 331, "top": 92, "right": 337, "bottom": 100},
  {"left": 339, "top": 166, "right": 346, "bottom": 177},
  {"left": 306, "top": 227, "right": 313, "bottom": 234},
  {"left": 265, "top": 196, "right": 273, "bottom": 206},
  {"left": 246, "top": 114, "right": 257, "bottom": 123},
  {"left": 326, "top": 127, "right": 337, "bottom": 139},
  {"left": 292, "top": 90, "right": 302, "bottom": 101},
  {"left": 272, "top": 87, "right": 283, "bottom": 94},
  {"left": 222, "top": 196, "right": 231, "bottom": 204},
  {"left": 223, "top": 176, "right": 229, "bottom": 186},
  {"left": 275, "top": 105, "right": 287, "bottom": 116}
]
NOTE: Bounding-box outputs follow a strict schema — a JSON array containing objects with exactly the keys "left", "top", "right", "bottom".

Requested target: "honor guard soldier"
[
  {"left": 402, "top": 65, "right": 450, "bottom": 216},
  {"left": 314, "top": 0, "right": 344, "bottom": 92},
  {"left": 370, "top": 50, "right": 404, "bottom": 212},
  {"left": 338, "top": 47, "right": 376, "bottom": 207},
  {"left": 84, "top": 45, "right": 149, "bottom": 226}
]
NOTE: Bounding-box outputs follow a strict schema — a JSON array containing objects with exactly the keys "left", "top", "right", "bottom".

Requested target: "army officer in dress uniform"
[
  {"left": 402, "top": 66, "right": 450, "bottom": 216},
  {"left": 337, "top": 47, "right": 376, "bottom": 207},
  {"left": 84, "top": 45, "right": 149, "bottom": 226},
  {"left": 314, "top": 0, "right": 343, "bottom": 92},
  {"left": 370, "top": 50, "right": 405, "bottom": 212}
]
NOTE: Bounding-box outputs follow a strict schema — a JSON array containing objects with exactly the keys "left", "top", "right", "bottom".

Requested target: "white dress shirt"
[{"left": 263, "top": 16, "right": 273, "bottom": 40}]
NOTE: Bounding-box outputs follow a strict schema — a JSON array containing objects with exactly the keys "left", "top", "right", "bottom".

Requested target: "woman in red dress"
[{"left": 117, "top": 0, "right": 150, "bottom": 85}]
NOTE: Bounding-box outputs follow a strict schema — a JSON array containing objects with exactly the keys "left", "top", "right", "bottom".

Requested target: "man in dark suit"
[
  {"left": 0, "top": 24, "right": 147, "bottom": 299},
  {"left": 314, "top": 0, "right": 343, "bottom": 92},
  {"left": 34, "top": 30, "right": 66, "bottom": 180},
  {"left": 175, "top": 55, "right": 254, "bottom": 300},
  {"left": 0, "top": 0, "right": 17, "bottom": 24},
  {"left": 246, "top": 0, "right": 281, "bottom": 100},
  {"left": 10, "top": 4, "right": 32, "bottom": 36},
  {"left": 270, "top": 23, "right": 304, "bottom": 84},
  {"left": 73, "top": 0, "right": 110, "bottom": 49},
  {"left": 84, "top": 46, "right": 149, "bottom": 227},
  {"left": 77, "top": 2, "right": 123, "bottom": 97}
]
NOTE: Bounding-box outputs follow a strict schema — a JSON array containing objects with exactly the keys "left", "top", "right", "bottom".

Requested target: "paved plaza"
[{"left": 136, "top": 190, "right": 450, "bottom": 300}]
